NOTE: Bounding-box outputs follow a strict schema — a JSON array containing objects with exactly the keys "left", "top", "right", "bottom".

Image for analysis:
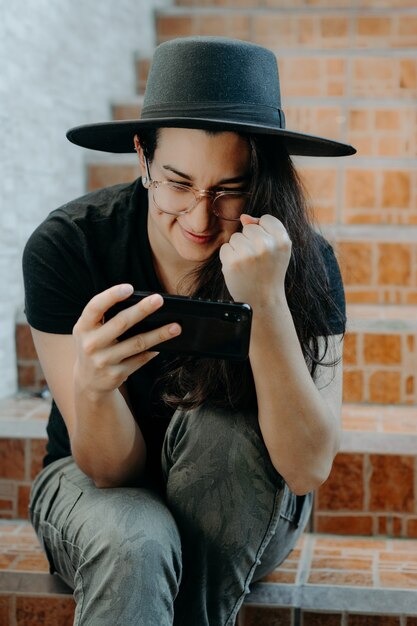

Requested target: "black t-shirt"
[{"left": 22, "top": 178, "right": 346, "bottom": 488}]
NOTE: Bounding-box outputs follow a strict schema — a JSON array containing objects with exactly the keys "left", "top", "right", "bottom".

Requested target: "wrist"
[{"left": 73, "top": 375, "right": 115, "bottom": 407}]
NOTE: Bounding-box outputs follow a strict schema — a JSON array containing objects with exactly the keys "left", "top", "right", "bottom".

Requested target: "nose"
[{"left": 186, "top": 194, "right": 215, "bottom": 233}]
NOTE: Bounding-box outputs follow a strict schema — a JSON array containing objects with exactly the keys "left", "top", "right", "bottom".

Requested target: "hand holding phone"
[{"left": 105, "top": 291, "right": 252, "bottom": 360}]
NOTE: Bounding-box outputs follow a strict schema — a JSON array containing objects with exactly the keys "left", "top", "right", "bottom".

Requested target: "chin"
[{"left": 177, "top": 246, "right": 216, "bottom": 264}]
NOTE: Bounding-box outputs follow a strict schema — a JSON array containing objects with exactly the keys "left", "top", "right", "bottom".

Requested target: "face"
[{"left": 135, "top": 128, "right": 251, "bottom": 272}]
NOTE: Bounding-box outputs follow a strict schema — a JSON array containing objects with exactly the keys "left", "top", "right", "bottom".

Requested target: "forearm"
[
  {"left": 249, "top": 297, "right": 341, "bottom": 495},
  {"left": 72, "top": 383, "right": 147, "bottom": 488}
]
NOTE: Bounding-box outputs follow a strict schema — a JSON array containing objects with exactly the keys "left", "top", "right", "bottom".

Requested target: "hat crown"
[
  {"left": 142, "top": 37, "right": 281, "bottom": 112},
  {"left": 66, "top": 35, "right": 356, "bottom": 157}
]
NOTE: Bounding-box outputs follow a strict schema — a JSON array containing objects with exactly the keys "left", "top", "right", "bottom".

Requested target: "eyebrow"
[{"left": 162, "top": 164, "right": 250, "bottom": 185}]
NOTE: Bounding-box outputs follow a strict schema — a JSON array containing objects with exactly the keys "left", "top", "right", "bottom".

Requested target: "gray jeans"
[{"left": 29, "top": 405, "right": 312, "bottom": 626}]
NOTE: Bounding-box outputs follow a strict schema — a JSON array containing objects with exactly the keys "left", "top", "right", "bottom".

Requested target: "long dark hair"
[{"left": 139, "top": 127, "right": 344, "bottom": 411}]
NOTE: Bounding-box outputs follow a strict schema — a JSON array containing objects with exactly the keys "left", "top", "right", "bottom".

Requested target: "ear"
[{"left": 133, "top": 134, "right": 148, "bottom": 182}]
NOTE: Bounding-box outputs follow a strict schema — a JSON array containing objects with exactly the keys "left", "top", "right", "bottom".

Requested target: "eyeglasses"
[{"left": 143, "top": 156, "right": 251, "bottom": 221}]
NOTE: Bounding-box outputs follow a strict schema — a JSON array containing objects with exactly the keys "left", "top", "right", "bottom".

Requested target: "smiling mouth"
[{"left": 178, "top": 223, "right": 217, "bottom": 244}]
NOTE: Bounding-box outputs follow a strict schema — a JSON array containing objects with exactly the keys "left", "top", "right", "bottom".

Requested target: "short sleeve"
[
  {"left": 321, "top": 241, "right": 346, "bottom": 335},
  {"left": 22, "top": 211, "right": 96, "bottom": 334}
]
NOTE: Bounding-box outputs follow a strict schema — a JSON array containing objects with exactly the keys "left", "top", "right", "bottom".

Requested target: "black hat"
[{"left": 66, "top": 36, "right": 356, "bottom": 158}]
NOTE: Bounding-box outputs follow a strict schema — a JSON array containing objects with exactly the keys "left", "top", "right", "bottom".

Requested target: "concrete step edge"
[
  {"left": 157, "top": 5, "right": 417, "bottom": 15},
  {"left": 2, "top": 522, "right": 417, "bottom": 616},
  {"left": 1, "top": 398, "right": 417, "bottom": 453},
  {"left": 346, "top": 304, "right": 417, "bottom": 331}
]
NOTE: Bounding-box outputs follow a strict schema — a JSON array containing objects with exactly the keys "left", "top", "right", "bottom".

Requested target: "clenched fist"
[{"left": 219, "top": 214, "right": 292, "bottom": 308}]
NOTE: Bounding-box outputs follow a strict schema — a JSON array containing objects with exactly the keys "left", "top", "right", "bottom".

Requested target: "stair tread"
[
  {"left": 2, "top": 396, "right": 416, "bottom": 426},
  {"left": 2, "top": 520, "right": 417, "bottom": 612},
  {"left": 346, "top": 303, "right": 417, "bottom": 331}
]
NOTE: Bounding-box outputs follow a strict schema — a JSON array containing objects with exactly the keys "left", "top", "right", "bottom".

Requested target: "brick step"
[
  {"left": 2, "top": 521, "right": 417, "bottom": 625},
  {"left": 15, "top": 305, "right": 417, "bottom": 406},
  {"left": 330, "top": 230, "right": 417, "bottom": 305},
  {"left": 112, "top": 95, "right": 417, "bottom": 161},
  {"left": 135, "top": 51, "right": 417, "bottom": 100},
  {"left": 343, "top": 304, "right": 417, "bottom": 405},
  {"left": 316, "top": 403, "right": 417, "bottom": 537},
  {"left": 85, "top": 157, "right": 417, "bottom": 228},
  {"left": 1, "top": 397, "right": 417, "bottom": 535},
  {"left": 85, "top": 162, "right": 417, "bottom": 302},
  {"left": 175, "top": 0, "right": 417, "bottom": 9},
  {"left": 155, "top": 7, "right": 417, "bottom": 51}
]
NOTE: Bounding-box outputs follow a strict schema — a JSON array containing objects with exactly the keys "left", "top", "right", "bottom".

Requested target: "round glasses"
[{"left": 143, "top": 157, "right": 251, "bottom": 222}]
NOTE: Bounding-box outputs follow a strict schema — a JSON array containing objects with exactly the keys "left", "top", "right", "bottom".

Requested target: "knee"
[
  {"left": 165, "top": 405, "right": 282, "bottom": 489},
  {"left": 164, "top": 407, "right": 284, "bottom": 555},
  {"left": 82, "top": 489, "right": 182, "bottom": 583}
]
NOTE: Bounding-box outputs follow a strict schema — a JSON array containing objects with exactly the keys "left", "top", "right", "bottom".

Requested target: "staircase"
[{"left": 2, "top": 1, "right": 417, "bottom": 624}]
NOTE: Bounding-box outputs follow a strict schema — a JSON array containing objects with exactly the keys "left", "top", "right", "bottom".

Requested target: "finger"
[
  {"left": 82, "top": 292, "right": 166, "bottom": 350},
  {"left": 219, "top": 237, "right": 253, "bottom": 263},
  {"left": 103, "top": 321, "right": 182, "bottom": 363},
  {"left": 76, "top": 284, "right": 135, "bottom": 331},
  {"left": 227, "top": 230, "right": 257, "bottom": 254},
  {"left": 258, "top": 214, "right": 288, "bottom": 238},
  {"left": 119, "top": 350, "right": 161, "bottom": 380},
  {"left": 219, "top": 241, "right": 236, "bottom": 265},
  {"left": 240, "top": 214, "right": 260, "bottom": 226},
  {"left": 101, "top": 350, "right": 161, "bottom": 387},
  {"left": 99, "top": 292, "right": 166, "bottom": 347}
]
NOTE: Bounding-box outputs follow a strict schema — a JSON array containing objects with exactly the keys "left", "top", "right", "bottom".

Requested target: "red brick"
[
  {"left": 382, "top": 171, "right": 411, "bottom": 208},
  {"left": 363, "top": 334, "right": 402, "bottom": 364},
  {"left": 16, "top": 596, "right": 75, "bottom": 626},
  {"left": 15, "top": 325, "right": 38, "bottom": 360},
  {"left": 17, "top": 365, "right": 36, "bottom": 389},
  {"left": 243, "top": 606, "right": 293, "bottom": 626},
  {"left": 343, "top": 371, "right": 364, "bottom": 403},
  {"left": 400, "top": 60, "right": 417, "bottom": 89},
  {"left": 87, "top": 165, "right": 137, "bottom": 192},
  {"left": 369, "top": 371, "right": 402, "bottom": 404},
  {"left": 308, "top": 570, "right": 372, "bottom": 586},
  {"left": 378, "top": 243, "right": 411, "bottom": 286},
  {"left": 0, "top": 595, "right": 11, "bottom": 626},
  {"left": 30, "top": 439, "right": 46, "bottom": 480},
  {"left": 303, "top": 612, "right": 342, "bottom": 626},
  {"left": 348, "top": 616, "right": 400, "bottom": 626},
  {"left": 315, "top": 515, "right": 373, "bottom": 535},
  {"left": 357, "top": 16, "right": 391, "bottom": 37},
  {"left": 17, "top": 485, "right": 31, "bottom": 520},
  {"left": 369, "top": 455, "right": 414, "bottom": 512},
  {"left": 317, "top": 454, "right": 364, "bottom": 511},
  {"left": 345, "top": 170, "right": 376, "bottom": 209},
  {"left": 156, "top": 15, "right": 193, "bottom": 41},
  {"left": 344, "top": 333, "right": 358, "bottom": 365},
  {"left": 338, "top": 242, "right": 373, "bottom": 286},
  {"left": 0, "top": 440, "right": 25, "bottom": 480},
  {"left": 407, "top": 519, "right": 417, "bottom": 538}
]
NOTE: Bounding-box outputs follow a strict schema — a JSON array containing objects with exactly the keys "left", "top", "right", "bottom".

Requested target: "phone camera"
[{"left": 223, "top": 312, "right": 242, "bottom": 322}]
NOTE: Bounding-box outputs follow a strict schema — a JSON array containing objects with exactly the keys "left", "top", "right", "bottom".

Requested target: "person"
[{"left": 23, "top": 36, "right": 355, "bottom": 626}]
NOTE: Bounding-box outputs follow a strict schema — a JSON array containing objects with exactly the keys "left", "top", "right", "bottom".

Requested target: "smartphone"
[{"left": 104, "top": 291, "right": 252, "bottom": 360}]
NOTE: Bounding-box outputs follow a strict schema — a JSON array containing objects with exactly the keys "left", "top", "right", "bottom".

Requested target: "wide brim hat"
[{"left": 67, "top": 36, "right": 356, "bottom": 158}]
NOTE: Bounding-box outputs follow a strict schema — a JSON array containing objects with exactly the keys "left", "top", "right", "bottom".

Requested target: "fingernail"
[
  {"left": 169, "top": 324, "right": 181, "bottom": 335},
  {"left": 150, "top": 294, "right": 163, "bottom": 306},
  {"left": 119, "top": 284, "right": 133, "bottom": 296}
]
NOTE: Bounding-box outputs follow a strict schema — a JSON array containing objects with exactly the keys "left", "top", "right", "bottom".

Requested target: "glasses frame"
[{"left": 143, "top": 155, "right": 251, "bottom": 222}]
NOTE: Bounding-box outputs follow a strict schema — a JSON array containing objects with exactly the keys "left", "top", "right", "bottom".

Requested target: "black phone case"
[{"left": 105, "top": 291, "right": 252, "bottom": 360}]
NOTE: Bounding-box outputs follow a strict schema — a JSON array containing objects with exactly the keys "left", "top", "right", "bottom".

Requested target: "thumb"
[{"left": 240, "top": 214, "right": 260, "bottom": 226}]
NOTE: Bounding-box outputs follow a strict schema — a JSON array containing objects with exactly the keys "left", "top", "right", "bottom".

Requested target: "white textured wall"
[{"left": 1, "top": 0, "right": 171, "bottom": 399}]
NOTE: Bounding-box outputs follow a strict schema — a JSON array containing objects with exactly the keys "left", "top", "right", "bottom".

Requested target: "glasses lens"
[
  {"left": 213, "top": 193, "right": 248, "bottom": 221},
  {"left": 153, "top": 183, "right": 196, "bottom": 215}
]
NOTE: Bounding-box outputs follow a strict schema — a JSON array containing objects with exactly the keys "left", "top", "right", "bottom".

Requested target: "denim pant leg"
[
  {"left": 29, "top": 457, "right": 182, "bottom": 626},
  {"left": 162, "top": 405, "right": 312, "bottom": 626}
]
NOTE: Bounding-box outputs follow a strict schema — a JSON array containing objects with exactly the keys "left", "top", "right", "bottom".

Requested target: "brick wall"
[{"left": 2, "top": 0, "right": 172, "bottom": 400}]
